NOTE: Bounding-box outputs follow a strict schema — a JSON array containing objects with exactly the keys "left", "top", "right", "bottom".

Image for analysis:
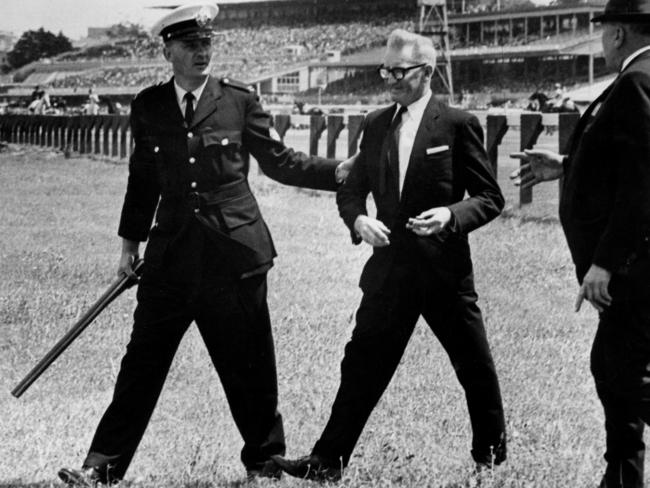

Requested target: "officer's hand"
[
  {"left": 407, "top": 207, "right": 451, "bottom": 236},
  {"left": 118, "top": 239, "right": 140, "bottom": 279},
  {"left": 336, "top": 153, "right": 358, "bottom": 184},
  {"left": 509, "top": 149, "right": 565, "bottom": 189},
  {"left": 575, "top": 264, "right": 612, "bottom": 313},
  {"left": 354, "top": 215, "right": 391, "bottom": 247}
]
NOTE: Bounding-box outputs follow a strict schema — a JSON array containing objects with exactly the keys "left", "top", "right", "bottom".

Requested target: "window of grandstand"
[{"left": 276, "top": 72, "right": 301, "bottom": 93}]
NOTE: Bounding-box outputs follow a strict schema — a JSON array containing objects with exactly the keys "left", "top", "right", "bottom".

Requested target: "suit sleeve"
[
  {"left": 592, "top": 72, "right": 650, "bottom": 272},
  {"left": 336, "top": 118, "right": 370, "bottom": 245},
  {"left": 243, "top": 94, "right": 339, "bottom": 191},
  {"left": 447, "top": 114, "right": 505, "bottom": 234},
  {"left": 117, "top": 98, "right": 160, "bottom": 242}
]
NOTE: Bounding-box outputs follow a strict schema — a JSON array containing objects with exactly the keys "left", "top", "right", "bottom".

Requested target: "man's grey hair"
[{"left": 387, "top": 29, "right": 437, "bottom": 66}]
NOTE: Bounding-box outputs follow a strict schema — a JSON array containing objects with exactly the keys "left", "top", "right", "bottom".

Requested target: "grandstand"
[{"left": 0, "top": 0, "right": 610, "bottom": 109}]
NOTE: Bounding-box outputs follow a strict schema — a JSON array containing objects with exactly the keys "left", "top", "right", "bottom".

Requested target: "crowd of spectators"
[{"left": 47, "top": 13, "right": 414, "bottom": 89}]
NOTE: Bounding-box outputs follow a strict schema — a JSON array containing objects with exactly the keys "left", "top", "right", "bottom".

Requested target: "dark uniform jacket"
[
  {"left": 337, "top": 97, "right": 504, "bottom": 294},
  {"left": 118, "top": 76, "right": 339, "bottom": 277},
  {"left": 559, "top": 51, "right": 650, "bottom": 298}
]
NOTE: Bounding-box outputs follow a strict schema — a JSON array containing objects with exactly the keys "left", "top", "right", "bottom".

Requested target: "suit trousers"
[
  {"left": 83, "top": 223, "right": 285, "bottom": 479},
  {"left": 591, "top": 298, "right": 650, "bottom": 488},
  {"left": 312, "top": 258, "right": 506, "bottom": 467}
]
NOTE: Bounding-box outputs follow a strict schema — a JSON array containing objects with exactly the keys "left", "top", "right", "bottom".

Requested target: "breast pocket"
[
  {"left": 201, "top": 129, "right": 245, "bottom": 176},
  {"left": 202, "top": 129, "right": 242, "bottom": 155},
  {"left": 423, "top": 151, "right": 453, "bottom": 183}
]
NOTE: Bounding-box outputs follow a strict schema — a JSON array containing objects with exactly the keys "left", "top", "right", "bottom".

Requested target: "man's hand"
[
  {"left": 335, "top": 153, "right": 358, "bottom": 184},
  {"left": 509, "top": 149, "right": 565, "bottom": 189},
  {"left": 575, "top": 264, "right": 612, "bottom": 313},
  {"left": 118, "top": 239, "right": 140, "bottom": 278},
  {"left": 406, "top": 207, "right": 451, "bottom": 236},
  {"left": 354, "top": 215, "right": 391, "bottom": 247}
]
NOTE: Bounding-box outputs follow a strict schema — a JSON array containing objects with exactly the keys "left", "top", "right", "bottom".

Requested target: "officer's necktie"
[
  {"left": 183, "top": 92, "right": 195, "bottom": 127},
  {"left": 387, "top": 105, "right": 407, "bottom": 186}
]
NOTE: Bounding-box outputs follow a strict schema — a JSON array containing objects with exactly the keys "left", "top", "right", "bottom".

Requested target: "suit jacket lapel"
[
  {"left": 191, "top": 76, "right": 223, "bottom": 128},
  {"left": 401, "top": 97, "right": 441, "bottom": 198},
  {"left": 567, "top": 77, "right": 617, "bottom": 161}
]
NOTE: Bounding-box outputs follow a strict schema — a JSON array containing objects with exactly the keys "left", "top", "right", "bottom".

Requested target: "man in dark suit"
[
  {"left": 58, "top": 3, "right": 341, "bottom": 486},
  {"left": 511, "top": 1, "right": 650, "bottom": 485},
  {"left": 273, "top": 29, "right": 507, "bottom": 482}
]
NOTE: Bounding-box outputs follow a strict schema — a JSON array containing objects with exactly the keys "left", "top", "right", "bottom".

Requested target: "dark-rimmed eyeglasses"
[{"left": 377, "top": 63, "right": 427, "bottom": 80}]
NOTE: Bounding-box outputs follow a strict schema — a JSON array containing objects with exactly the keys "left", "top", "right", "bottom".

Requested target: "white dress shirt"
[
  {"left": 395, "top": 89, "right": 433, "bottom": 196},
  {"left": 621, "top": 44, "right": 650, "bottom": 72},
  {"left": 173, "top": 76, "right": 209, "bottom": 116}
]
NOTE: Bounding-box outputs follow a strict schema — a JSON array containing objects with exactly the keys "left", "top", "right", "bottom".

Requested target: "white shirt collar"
[
  {"left": 173, "top": 76, "right": 209, "bottom": 108},
  {"left": 621, "top": 44, "right": 650, "bottom": 72},
  {"left": 396, "top": 89, "right": 433, "bottom": 120}
]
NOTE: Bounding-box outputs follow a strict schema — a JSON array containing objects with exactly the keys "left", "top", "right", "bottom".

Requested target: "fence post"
[
  {"left": 110, "top": 115, "right": 121, "bottom": 158},
  {"left": 486, "top": 115, "right": 509, "bottom": 177},
  {"left": 347, "top": 115, "right": 364, "bottom": 158},
  {"left": 326, "top": 116, "right": 344, "bottom": 159},
  {"left": 309, "top": 115, "right": 326, "bottom": 156},
  {"left": 54, "top": 116, "right": 65, "bottom": 150},
  {"left": 79, "top": 116, "right": 92, "bottom": 154},
  {"left": 102, "top": 115, "right": 112, "bottom": 156},
  {"left": 273, "top": 114, "right": 291, "bottom": 141},
  {"left": 119, "top": 116, "right": 130, "bottom": 159},
  {"left": 519, "top": 113, "right": 544, "bottom": 205},
  {"left": 93, "top": 116, "right": 103, "bottom": 155}
]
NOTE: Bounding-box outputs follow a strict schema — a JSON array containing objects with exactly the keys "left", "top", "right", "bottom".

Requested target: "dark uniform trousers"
[
  {"left": 312, "top": 249, "right": 506, "bottom": 467},
  {"left": 592, "top": 295, "right": 650, "bottom": 488},
  {"left": 83, "top": 221, "right": 285, "bottom": 479}
]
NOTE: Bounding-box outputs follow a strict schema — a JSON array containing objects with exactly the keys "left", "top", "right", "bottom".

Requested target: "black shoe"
[
  {"left": 246, "top": 459, "right": 282, "bottom": 482},
  {"left": 58, "top": 467, "right": 104, "bottom": 487},
  {"left": 270, "top": 454, "right": 341, "bottom": 482}
]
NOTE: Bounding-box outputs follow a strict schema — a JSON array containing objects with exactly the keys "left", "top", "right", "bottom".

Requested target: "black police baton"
[{"left": 11, "top": 259, "right": 145, "bottom": 398}]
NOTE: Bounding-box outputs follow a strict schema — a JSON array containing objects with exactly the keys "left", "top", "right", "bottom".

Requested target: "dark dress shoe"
[
  {"left": 270, "top": 454, "right": 341, "bottom": 482},
  {"left": 246, "top": 459, "right": 282, "bottom": 481},
  {"left": 58, "top": 467, "right": 105, "bottom": 487}
]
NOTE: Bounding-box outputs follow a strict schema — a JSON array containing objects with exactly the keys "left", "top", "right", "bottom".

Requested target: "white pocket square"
[{"left": 426, "top": 145, "right": 449, "bottom": 155}]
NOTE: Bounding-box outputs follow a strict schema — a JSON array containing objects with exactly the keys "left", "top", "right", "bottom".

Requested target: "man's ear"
[
  {"left": 615, "top": 24, "right": 626, "bottom": 48},
  {"left": 425, "top": 63, "right": 435, "bottom": 79}
]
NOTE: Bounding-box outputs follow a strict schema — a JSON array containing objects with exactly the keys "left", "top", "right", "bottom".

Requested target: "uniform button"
[
  {"left": 154, "top": 146, "right": 160, "bottom": 153},
  {"left": 223, "top": 77, "right": 229, "bottom": 83},
  {"left": 189, "top": 157, "right": 196, "bottom": 164},
  {"left": 194, "top": 208, "right": 200, "bottom": 214},
  {"left": 191, "top": 182, "right": 197, "bottom": 189},
  {"left": 187, "top": 132, "right": 193, "bottom": 138},
  {"left": 221, "top": 138, "right": 229, "bottom": 145}
]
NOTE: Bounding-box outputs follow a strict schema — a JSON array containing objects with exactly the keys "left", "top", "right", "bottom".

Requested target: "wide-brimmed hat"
[
  {"left": 592, "top": 0, "right": 650, "bottom": 22},
  {"left": 152, "top": 3, "right": 219, "bottom": 41}
]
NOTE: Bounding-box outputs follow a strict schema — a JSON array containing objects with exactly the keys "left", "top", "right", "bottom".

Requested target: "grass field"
[{"left": 0, "top": 138, "right": 626, "bottom": 488}]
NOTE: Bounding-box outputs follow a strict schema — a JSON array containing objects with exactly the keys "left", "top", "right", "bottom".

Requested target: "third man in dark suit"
[
  {"left": 273, "top": 29, "right": 507, "bottom": 482},
  {"left": 511, "top": 0, "right": 650, "bottom": 484}
]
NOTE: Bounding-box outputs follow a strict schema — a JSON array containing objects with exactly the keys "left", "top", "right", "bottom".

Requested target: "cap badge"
[{"left": 195, "top": 7, "right": 212, "bottom": 28}]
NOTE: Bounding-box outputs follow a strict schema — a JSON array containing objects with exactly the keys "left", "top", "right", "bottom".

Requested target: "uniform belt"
[
  {"left": 178, "top": 180, "right": 251, "bottom": 212},
  {"left": 197, "top": 180, "right": 250, "bottom": 205}
]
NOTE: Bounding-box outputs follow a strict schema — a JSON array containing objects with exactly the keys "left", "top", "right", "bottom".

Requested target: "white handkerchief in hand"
[{"left": 426, "top": 145, "right": 449, "bottom": 155}]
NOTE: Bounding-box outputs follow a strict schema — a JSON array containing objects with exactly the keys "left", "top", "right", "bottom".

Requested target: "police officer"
[{"left": 58, "top": 3, "right": 340, "bottom": 485}]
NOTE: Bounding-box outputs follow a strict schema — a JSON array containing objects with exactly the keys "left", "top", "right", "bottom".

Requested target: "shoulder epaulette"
[
  {"left": 221, "top": 77, "right": 256, "bottom": 94},
  {"left": 134, "top": 81, "right": 164, "bottom": 100}
]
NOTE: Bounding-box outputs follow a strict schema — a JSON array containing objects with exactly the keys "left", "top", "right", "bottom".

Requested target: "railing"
[{"left": 0, "top": 112, "right": 580, "bottom": 206}]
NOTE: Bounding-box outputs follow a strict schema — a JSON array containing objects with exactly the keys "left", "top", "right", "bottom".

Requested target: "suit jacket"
[
  {"left": 559, "top": 51, "right": 650, "bottom": 297},
  {"left": 118, "top": 76, "right": 339, "bottom": 276},
  {"left": 337, "top": 97, "right": 504, "bottom": 295}
]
